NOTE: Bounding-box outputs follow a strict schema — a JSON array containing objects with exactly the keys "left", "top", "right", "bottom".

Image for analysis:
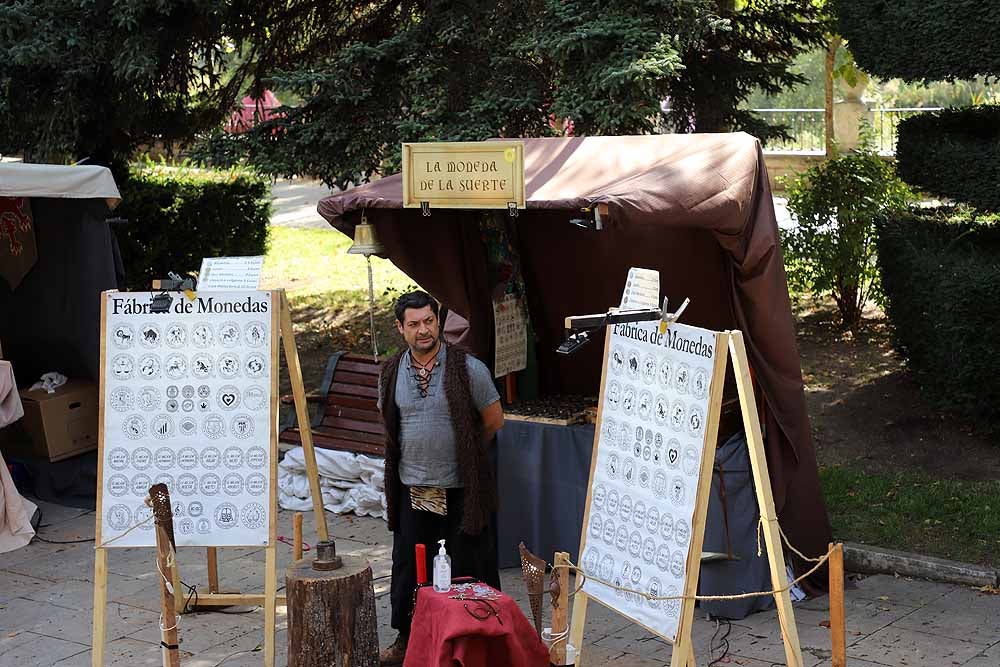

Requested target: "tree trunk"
[
  {"left": 286, "top": 555, "right": 379, "bottom": 667},
  {"left": 825, "top": 35, "right": 842, "bottom": 156}
]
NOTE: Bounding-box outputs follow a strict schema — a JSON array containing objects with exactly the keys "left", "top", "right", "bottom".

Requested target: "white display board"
[
  {"left": 99, "top": 291, "right": 274, "bottom": 547},
  {"left": 580, "top": 320, "right": 721, "bottom": 642}
]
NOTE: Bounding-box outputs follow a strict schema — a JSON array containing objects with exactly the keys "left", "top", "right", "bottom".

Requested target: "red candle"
[{"left": 415, "top": 544, "right": 427, "bottom": 584}]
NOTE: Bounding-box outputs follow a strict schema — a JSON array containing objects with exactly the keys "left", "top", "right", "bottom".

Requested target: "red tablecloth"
[{"left": 404, "top": 584, "right": 550, "bottom": 667}]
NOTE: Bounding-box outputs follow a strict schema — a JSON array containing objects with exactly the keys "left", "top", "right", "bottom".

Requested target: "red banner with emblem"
[{"left": 0, "top": 197, "right": 37, "bottom": 289}]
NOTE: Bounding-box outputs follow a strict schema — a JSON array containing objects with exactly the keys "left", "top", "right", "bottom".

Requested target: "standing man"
[{"left": 378, "top": 290, "right": 504, "bottom": 666}]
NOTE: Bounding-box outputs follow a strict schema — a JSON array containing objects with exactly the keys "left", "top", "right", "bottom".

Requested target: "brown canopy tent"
[{"left": 318, "top": 133, "right": 832, "bottom": 571}]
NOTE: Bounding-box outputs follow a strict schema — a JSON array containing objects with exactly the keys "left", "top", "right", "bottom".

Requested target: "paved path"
[
  {"left": 269, "top": 178, "right": 338, "bottom": 229},
  {"left": 2, "top": 499, "right": 999, "bottom": 666}
]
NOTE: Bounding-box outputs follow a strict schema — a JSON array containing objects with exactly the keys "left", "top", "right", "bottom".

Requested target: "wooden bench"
[{"left": 279, "top": 352, "right": 385, "bottom": 457}]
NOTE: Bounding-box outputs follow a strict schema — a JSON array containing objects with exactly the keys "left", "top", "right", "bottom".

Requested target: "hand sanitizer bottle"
[{"left": 433, "top": 539, "right": 451, "bottom": 593}]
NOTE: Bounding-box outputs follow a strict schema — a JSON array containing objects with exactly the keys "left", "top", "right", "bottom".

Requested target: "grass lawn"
[
  {"left": 263, "top": 226, "right": 1000, "bottom": 567},
  {"left": 260, "top": 225, "right": 419, "bottom": 391},
  {"left": 820, "top": 467, "right": 1000, "bottom": 568}
]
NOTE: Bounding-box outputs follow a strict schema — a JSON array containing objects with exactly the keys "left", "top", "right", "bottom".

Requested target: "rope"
[
  {"left": 552, "top": 542, "right": 834, "bottom": 603},
  {"left": 753, "top": 514, "right": 827, "bottom": 565},
  {"left": 158, "top": 613, "right": 179, "bottom": 632},
  {"left": 95, "top": 513, "right": 155, "bottom": 548}
]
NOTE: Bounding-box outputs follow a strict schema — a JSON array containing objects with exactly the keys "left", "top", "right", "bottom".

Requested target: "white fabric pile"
[
  {"left": 30, "top": 371, "right": 67, "bottom": 394},
  {"left": 278, "top": 446, "right": 386, "bottom": 520}
]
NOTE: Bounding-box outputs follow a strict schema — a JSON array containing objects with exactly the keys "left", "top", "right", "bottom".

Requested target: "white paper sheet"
[
  {"left": 198, "top": 256, "right": 264, "bottom": 290},
  {"left": 492, "top": 294, "right": 528, "bottom": 378},
  {"left": 99, "top": 291, "right": 273, "bottom": 547},
  {"left": 619, "top": 268, "right": 660, "bottom": 310}
]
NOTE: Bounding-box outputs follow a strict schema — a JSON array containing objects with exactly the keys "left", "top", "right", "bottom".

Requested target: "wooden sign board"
[
  {"left": 569, "top": 325, "right": 805, "bottom": 667},
  {"left": 402, "top": 141, "right": 525, "bottom": 210}
]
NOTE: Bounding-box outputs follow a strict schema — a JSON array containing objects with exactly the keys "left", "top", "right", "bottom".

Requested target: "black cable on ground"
[
  {"left": 707, "top": 617, "right": 732, "bottom": 666},
  {"left": 30, "top": 508, "right": 95, "bottom": 544}
]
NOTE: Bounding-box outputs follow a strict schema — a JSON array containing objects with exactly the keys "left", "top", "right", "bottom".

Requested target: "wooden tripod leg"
[
  {"left": 280, "top": 290, "right": 330, "bottom": 541},
  {"left": 568, "top": 592, "right": 589, "bottom": 666},
  {"left": 92, "top": 548, "right": 108, "bottom": 667},
  {"left": 155, "top": 525, "right": 181, "bottom": 667},
  {"left": 207, "top": 548, "right": 219, "bottom": 593},
  {"left": 263, "top": 545, "right": 278, "bottom": 667},
  {"left": 172, "top": 552, "right": 184, "bottom": 615},
  {"left": 729, "top": 331, "right": 805, "bottom": 667}
]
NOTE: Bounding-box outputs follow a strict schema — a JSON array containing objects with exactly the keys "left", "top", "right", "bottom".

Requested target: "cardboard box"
[{"left": 7, "top": 379, "right": 99, "bottom": 462}]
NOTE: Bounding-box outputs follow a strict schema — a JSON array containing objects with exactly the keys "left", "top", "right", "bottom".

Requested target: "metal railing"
[
  {"left": 753, "top": 109, "right": 826, "bottom": 154},
  {"left": 870, "top": 107, "right": 942, "bottom": 154},
  {"left": 753, "top": 107, "right": 944, "bottom": 155}
]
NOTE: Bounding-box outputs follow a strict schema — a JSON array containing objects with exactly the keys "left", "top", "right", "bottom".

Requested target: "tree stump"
[{"left": 286, "top": 554, "right": 378, "bottom": 667}]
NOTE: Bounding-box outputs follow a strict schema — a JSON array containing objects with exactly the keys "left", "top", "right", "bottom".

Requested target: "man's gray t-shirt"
[{"left": 391, "top": 344, "right": 500, "bottom": 488}]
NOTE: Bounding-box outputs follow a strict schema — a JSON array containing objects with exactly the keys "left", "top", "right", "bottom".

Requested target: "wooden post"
[
  {"left": 155, "top": 525, "right": 182, "bottom": 667},
  {"left": 830, "top": 543, "right": 847, "bottom": 667},
  {"left": 504, "top": 372, "right": 517, "bottom": 405},
  {"left": 280, "top": 290, "right": 330, "bottom": 541},
  {"left": 551, "top": 552, "right": 570, "bottom": 665},
  {"left": 286, "top": 554, "right": 379, "bottom": 666},
  {"left": 729, "top": 331, "right": 805, "bottom": 667},
  {"left": 294, "top": 513, "right": 304, "bottom": 561}
]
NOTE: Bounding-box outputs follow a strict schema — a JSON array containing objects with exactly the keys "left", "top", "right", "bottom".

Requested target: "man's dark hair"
[{"left": 394, "top": 290, "right": 440, "bottom": 323}]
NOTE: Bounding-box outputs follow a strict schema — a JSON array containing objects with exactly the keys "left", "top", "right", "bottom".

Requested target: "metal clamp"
[
  {"left": 421, "top": 201, "right": 431, "bottom": 217},
  {"left": 508, "top": 202, "right": 519, "bottom": 218},
  {"left": 658, "top": 296, "right": 691, "bottom": 333}
]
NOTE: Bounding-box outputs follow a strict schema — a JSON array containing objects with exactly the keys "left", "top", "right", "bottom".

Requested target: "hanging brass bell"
[{"left": 346, "top": 217, "right": 385, "bottom": 256}]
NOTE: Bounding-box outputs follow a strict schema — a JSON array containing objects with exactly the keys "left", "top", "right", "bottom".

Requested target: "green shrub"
[
  {"left": 116, "top": 164, "right": 271, "bottom": 290},
  {"left": 896, "top": 106, "right": 1000, "bottom": 212},
  {"left": 876, "top": 208, "right": 1000, "bottom": 433},
  {"left": 782, "top": 146, "right": 912, "bottom": 330},
  {"left": 831, "top": 1, "right": 1000, "bottom": 82}
]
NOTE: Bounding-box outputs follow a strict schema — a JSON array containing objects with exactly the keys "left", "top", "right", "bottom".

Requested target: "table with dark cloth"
[
  {"left": 495, "top": 420, "right": 595, "bottom": 568},
  {"left": 404, "top": 583, "right": 549, "bottom": 667}
]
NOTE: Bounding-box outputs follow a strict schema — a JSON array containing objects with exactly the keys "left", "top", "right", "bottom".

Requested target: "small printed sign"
[
  {"left": 198, "top": 256, "right": 264, "bottom": 290},
  {"left": 620, "top": 267, "right": 660, "bottom": 310},
  {"left": 492, "top": 294, "right": 527, "bottom": 378}
]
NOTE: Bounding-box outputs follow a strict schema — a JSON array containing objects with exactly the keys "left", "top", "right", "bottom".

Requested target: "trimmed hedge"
[
  {"left": 116, "top": 166, "right": 270, "bottom": 290},
  {"left": 876, "top": 208, "right": 1000, "bottom": 433},
  {"left": 832, "top": 1, "right": 1000, "bottom": 81},
  {"left": 896, "top": 106, "right": 1000, "bottom": 212}
]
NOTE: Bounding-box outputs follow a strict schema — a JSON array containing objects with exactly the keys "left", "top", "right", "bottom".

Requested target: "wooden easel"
[
  {"left": 92, "top": 288, "right": 329, "bottom": 667},
  {"left": 568, "top": 329, "right": 805, "bottom": 667}
]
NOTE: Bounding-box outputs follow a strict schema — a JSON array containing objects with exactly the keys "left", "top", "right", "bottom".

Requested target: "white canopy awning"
[{"left": 0, "top": 163, "right": 121, "bottom": 209}]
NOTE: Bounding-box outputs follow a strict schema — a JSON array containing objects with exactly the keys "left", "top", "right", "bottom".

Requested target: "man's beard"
[{"left": 412, "top": 334, "right": 438, "bottom": 352}]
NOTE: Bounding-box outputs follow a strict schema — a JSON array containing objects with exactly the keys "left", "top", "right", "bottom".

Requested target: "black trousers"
[{"left": 389, "top": 486, "right": 500, "bottom": 634}]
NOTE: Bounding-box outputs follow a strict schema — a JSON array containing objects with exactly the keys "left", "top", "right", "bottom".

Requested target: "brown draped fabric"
[{"left": 318, "top": 134, "right": 832, "bottom": 575}]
